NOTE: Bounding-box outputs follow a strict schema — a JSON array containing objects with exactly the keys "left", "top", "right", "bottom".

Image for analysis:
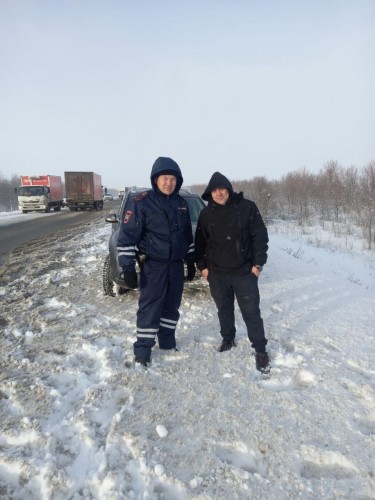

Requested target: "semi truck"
[
  {"left": 16, "top": 175, "right": 64, "bottom": 213},
  {"left": 64, "top": 171, "right": 104, "bottom": 211}
]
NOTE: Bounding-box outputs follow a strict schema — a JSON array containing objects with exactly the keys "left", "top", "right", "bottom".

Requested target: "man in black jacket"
[{"left": 195, "top": 172, "right": 270, "bottom": 373}]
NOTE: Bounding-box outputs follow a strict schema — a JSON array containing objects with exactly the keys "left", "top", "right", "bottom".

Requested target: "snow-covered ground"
[{"left": 0, "top": 212, "right": 374, "bottom": 499}]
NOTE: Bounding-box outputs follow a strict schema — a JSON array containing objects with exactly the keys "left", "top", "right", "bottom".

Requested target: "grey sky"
[{"left": 1, "top": 0, "right": 374, "bottom": 189}]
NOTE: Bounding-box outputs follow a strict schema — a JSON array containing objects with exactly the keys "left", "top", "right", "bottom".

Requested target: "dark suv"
[{"left": 102, "top": 187, "right": 205, "bottom": 296}]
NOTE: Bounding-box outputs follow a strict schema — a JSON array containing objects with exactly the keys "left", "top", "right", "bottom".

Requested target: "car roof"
[
  {"left": 126, "top": 186, "right": 199, "bottom": 196},
  {"left": 121, "top": 187, "right": 205, "bottom": 221}
]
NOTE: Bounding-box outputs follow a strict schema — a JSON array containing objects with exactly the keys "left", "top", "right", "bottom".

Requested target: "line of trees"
[
  {"left": 2, "top": 160, "right": 374, "bottom": 249},
  {"left": 191, "top": 160, "right": 375, "bottom": 250}
]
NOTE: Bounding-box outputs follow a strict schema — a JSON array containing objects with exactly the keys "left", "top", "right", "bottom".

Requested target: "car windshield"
[
  {"left": 123, "top": 191, "right": 204, "bottom": 223},
  {"left": 18, "top": 186, "right": 44, "bottom": 196},
  {"left": 184, "top": 196, "right": 204, "bottom": 223}
]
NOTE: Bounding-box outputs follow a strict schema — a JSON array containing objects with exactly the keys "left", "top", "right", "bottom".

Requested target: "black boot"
[
  {"left": 255, "top": 352, "right": 270, "bottom": 374},
  {"left": 218, "top": 339, "right": 236, "bottom": 352},
  {"left": 134, "top": 357, "right": 150, "bottom": 368}
]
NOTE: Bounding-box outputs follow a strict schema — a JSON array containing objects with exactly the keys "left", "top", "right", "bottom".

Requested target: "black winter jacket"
[{"left": 195, "top": 192, "right": 269, "bottom": 275}]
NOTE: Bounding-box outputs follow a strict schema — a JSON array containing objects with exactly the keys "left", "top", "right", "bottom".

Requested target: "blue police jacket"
[{"left": 117, "top": 157, "right": 194, "bottom": 270}]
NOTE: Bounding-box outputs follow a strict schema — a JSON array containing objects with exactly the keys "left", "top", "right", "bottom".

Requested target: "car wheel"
[{"left": 103, "top": 254, "right": 116, "bottom": 297}]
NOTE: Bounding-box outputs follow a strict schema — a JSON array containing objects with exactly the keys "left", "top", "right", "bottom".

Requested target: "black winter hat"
[{"left": 202, "top": 172, "right": 234, "bottom": 201}]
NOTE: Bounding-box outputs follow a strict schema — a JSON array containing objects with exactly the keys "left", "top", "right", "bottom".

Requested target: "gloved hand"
[
  {"left": 122, "top": 266, "right": 138, "bottom": 289},
  {"left": 187, "top": 261, "right": 196, "bottom": 281}
]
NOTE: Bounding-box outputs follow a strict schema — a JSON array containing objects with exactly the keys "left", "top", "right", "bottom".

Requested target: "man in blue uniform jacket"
[{"left": 117, "top": 157, "right": 195, "bottom": 367}]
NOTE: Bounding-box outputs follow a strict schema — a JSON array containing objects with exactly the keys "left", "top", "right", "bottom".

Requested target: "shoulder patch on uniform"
[
  {"left": 134, "top": 191, "right": 149, "bottom": 202},
  {"left": 123, "top": 210, "right": 133, "bottom": 224}
]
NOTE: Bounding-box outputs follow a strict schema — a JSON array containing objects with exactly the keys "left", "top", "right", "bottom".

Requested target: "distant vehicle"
[
  {"left": 64, "top": 172, "right": 104, "bottom": 211},
  {"left": 118, "top": 190, "right": 125, "bottom": 200},
  {"left": 103, "top": 194, "right": 114, "bottom": 201},
  {"left": 15, "top": 175, "right": 64, "bottom": 213},
  {"left": 102, "top": 186, "right": 205, "bottom": 296}
]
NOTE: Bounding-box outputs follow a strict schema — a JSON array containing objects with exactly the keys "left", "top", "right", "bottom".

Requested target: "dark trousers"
[
  {"left": 134, "top": 259, "right": 184, "bottom": 362},
  {"left": 209, "top": 272, "right": 267, "bottom": 353}
]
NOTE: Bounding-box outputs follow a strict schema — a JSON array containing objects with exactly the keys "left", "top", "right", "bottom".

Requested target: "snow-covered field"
[{"left": 0, "top": 212, "right": 374, "bottom": 499}]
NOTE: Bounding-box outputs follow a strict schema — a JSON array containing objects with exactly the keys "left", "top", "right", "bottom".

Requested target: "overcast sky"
[{"left": 1, "top": 0, "right": 374, "bottom": 189}]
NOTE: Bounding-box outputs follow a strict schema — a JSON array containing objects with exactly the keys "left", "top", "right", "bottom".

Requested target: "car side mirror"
[{"left": 105, "top": 213, "right": 118, "bottom": 223}]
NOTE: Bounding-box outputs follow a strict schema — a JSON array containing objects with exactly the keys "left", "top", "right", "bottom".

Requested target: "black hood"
[
  {"left": 202, "top": 172, "right": 234, "bottom": 201},
  {"left": 150, "top": 157, "right": 183, "bottom": 192}
]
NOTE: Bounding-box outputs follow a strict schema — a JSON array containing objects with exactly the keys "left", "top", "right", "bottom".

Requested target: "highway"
[{"left": 0, "top": 200, "right": 121, "bottom": 267}]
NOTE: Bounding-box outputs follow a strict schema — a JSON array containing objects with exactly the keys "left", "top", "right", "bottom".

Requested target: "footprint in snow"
[
  {"left": 355, "top": 416, "right": 375, "bottom": 436},
  {"left": 262, "top": 369, "right": 316, "bottom": 391},
  {"left": 215, "top": 442, "right": 266, "bottom": 476},
  {"left": 300, "top": 447, "right": 359, "bottom": 479},
  {"left": 271, "top": 303, "right": 283, "bottom": 313},
  {"left": 340, "top": 378, "right": 373, "bottom": 402},
  {"left": 346, "top": 358, "right": 375, "bottom": 380}
]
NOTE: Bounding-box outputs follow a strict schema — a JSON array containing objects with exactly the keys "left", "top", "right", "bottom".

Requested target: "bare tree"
[
  {"left": 342, "top": 166, "right": 358, "bottom": 216},
  {"left": 322, "top": 161, "right": 346, "bottom": 220},
  {"left": 279, "top": 169, "right": 314, "bottom": 225},
  {"left": 0, "top": 172, "right": 19, "bottom": 212},
  {"left": 356, "top": 162, "right": 375, "bottom": 249},
  {"left": 232, "top": 176, "right": 275, "bottom": 222}
]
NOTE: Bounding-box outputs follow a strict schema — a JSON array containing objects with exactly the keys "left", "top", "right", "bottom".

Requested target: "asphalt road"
[{"left": 0, "top": 200, "right": 121, "bottom": 267}]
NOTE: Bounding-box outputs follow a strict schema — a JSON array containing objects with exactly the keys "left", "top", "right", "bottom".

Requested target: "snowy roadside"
[
  {"left": 0, "top": 209, "right": 64, "bottom": 227},
  {"left": 0, "top": 217, "right": 374, "bottom": 499}
]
